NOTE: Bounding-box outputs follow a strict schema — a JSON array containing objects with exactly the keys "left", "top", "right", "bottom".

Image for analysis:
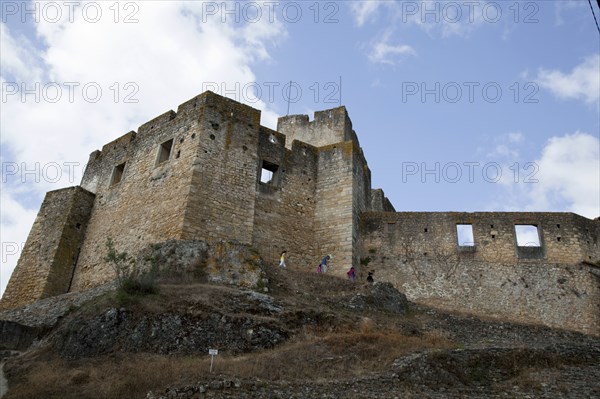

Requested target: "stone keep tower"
[{"left": 1, "top": 91, "right": 393, "bottom": 310}]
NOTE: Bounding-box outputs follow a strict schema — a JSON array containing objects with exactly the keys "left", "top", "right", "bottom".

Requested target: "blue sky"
[{"left": 1, "top": 1, "right": 599, "bottom": 296}]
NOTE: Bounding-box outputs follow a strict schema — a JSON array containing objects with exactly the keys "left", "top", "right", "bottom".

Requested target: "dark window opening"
[
  {"left": 556, "top": 224, "right": 560, "bottom": 228},
  {"left": 557, "top": 237, "right": 561, "bottom": 242},
  {"left": 491, "top": 235, "right": 496, "bottom": 239},
  {"left": 260, "top": 160, "right": 279, "bottom": 185},
  {"left": 490, "top": 224, "right": 494, "bottom": 228},
  {"left": 456, "top": 224, "right": 475, "bottom": 246},
  {"left": 424, "top": 228, "right": 428, "bottom": 233},
  {"left": 110, "top": 162, "right": 126, "bottom": 186},
  {"left": 386, "top": 222, "right": 396, "bottom": 233},
  {"left": 157, "top": 139, "right": 173, "bottom": 165},
  {"left": 176, "top": 150, "right": 181, "bottom": 159}
]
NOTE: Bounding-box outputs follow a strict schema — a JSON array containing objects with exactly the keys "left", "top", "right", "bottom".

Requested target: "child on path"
[{"left": 347, "top": 266, "right": 356, "bottom": 281}]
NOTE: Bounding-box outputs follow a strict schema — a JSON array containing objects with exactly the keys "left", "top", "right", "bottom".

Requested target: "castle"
[{"left": 2, "top": 91, "right": 599, "bottom": 335}]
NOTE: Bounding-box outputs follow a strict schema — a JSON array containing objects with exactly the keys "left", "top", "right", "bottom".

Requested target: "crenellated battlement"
[{"left": 277, "top": 106, "right": 356, "bottom": 149}]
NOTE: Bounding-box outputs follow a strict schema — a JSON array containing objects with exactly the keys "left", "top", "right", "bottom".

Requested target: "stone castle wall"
[
  {"left": 251, "top": 128, "right": 319, "bottom": 268},
  {"left": 2, "top": 91, "right": 598, "bottom": 336},
  {"left": 1, "top": 91, "right": 380, "bottom": 309},
  {"left": 277, "top": 107, "right": 356, "bottom": 150},
  {"left": 70, "top": 96, "right": 208, "bottom": 291},
  {"left": 277, "top": 108, "right": 373, "bottom": 273},
  {"left": 180, "top": 93, "right": 262, "bottom": 245},
  {"left": 1, "top": 187, "right": 95, "bottom": 309},
  {"left": 359, "top": 212, "right": 600, "bottom": 335}
]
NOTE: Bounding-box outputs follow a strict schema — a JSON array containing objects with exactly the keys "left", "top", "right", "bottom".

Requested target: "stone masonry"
[{"left": 1, "top": 91, "right": 599, "bottom": 335}]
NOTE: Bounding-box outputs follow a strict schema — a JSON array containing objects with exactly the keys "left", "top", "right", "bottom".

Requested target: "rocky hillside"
[{"left": 1, "top": 242, "right": 599, "bottom": 399}]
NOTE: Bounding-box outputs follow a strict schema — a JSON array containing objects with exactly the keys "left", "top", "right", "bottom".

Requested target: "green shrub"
[{"left": 105, "top": 237, "right": 159, "bottom": 299}]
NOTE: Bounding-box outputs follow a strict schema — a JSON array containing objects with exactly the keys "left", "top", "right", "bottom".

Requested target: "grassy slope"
[{"left": 4, "top": 266, "right": 599, "bottom": 399}]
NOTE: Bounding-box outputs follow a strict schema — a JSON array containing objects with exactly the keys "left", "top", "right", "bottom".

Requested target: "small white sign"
[{"left": 208, "top": 349, "right": 218, "bottom": 373}]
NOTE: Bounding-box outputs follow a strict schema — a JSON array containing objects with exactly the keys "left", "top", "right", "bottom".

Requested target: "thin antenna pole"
[
  {"left": 589, "top": 0, "right": 600, "bottom": 34},
  {"left": 286, "top": 80, "right": 292, "bottom": 115}
]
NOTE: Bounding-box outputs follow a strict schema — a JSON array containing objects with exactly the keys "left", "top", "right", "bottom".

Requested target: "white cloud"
[
  {"left": 0, "top": 2, "right": 286, "bottom": 297},
  {"left": 350, "top": 1, "right": 385, "bottom": 27},
  {"left": 486, "top": 132, "right": 524, "bottom": 160},
  {"left": 527, "top": 132, "right": 600, "bottom": 218},
  {"left": 349, "top": 0, "right": 488, "bottom": 37},
  {"left": 368, "top": 32, "right": 416, "bottom": 65},
  {"left": 554, "top": 0, "right": 587, "bottom": 27},
  {"left": 536, "top": 55, "right": 600, "bottom": 104},
  {"left": 351, "top": 1, "right": 493, "bottom": 65},
  {"left": 0, "top": 190, "right": 37, "bottom": 297},
  {"left": 484, "top": 132, "right": 599, "bottom": 219},
  {"left": 0, "top": 23, "right": 43, "bottom": 82},
  {"left": 507, "top": 132, "right": 524, "bottom": 143}
]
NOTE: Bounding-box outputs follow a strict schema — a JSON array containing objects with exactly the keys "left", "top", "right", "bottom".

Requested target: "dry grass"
[
  {"left": 4, "top": 266, "right": 453, "bottom": 398},
  {"left": 6, "top": 352, "right": 196, "bottom": 399},
  {"left": 5, "top": 327, "right": 451, "bottom": 399},
  {"left": 222, "top": 327, "right": 452, "bottom": 381}
]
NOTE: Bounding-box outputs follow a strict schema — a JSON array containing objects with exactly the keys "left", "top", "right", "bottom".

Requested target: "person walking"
[
  {"left": 347, "top": 266, "right": 356, "bottom": 282},
  {"left": 279, "top": 251, "right": 287, "bottom": 268},
  {"left": 320, "top": 255, "right": 331, "bottom": 273},
  {"left": 367, "top": 271, "right": 374, "bottom": 284}
]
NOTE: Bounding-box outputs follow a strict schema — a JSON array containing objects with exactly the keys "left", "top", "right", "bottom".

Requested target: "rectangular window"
[
  {"left": 515, "top": 224, "right": 544, "bottom": 259},
  {"left": 515, "top": 225, "right": 541, "bottom": 247},
  {"left": 156, "top": 139, "right": 173, "bottom": 165},
  {"left": 456, "top": 224, "right": 475, "bottom": 246},
  {"left": 110, "top": 162, "right": 125, "bottom": 186},
  {"left": 259, "top": 160, "right": 279, "bottom": 185},
  {"left": 260, "top": 168, "right": 273, "bottom": 183}
]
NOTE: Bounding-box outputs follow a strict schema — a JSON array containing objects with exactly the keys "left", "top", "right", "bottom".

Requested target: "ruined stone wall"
[
  {"left": 1, "top": 187, "right": 95, "bottom": 310},
  {"left": 371, "top": 189, "right": 396, "bottom": 213},
  {"left": 251, "top": 128, "right": 319, "bottom": 268},
  {"left": 360, "top": 212, "right": 600, "bottom": 335}
]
